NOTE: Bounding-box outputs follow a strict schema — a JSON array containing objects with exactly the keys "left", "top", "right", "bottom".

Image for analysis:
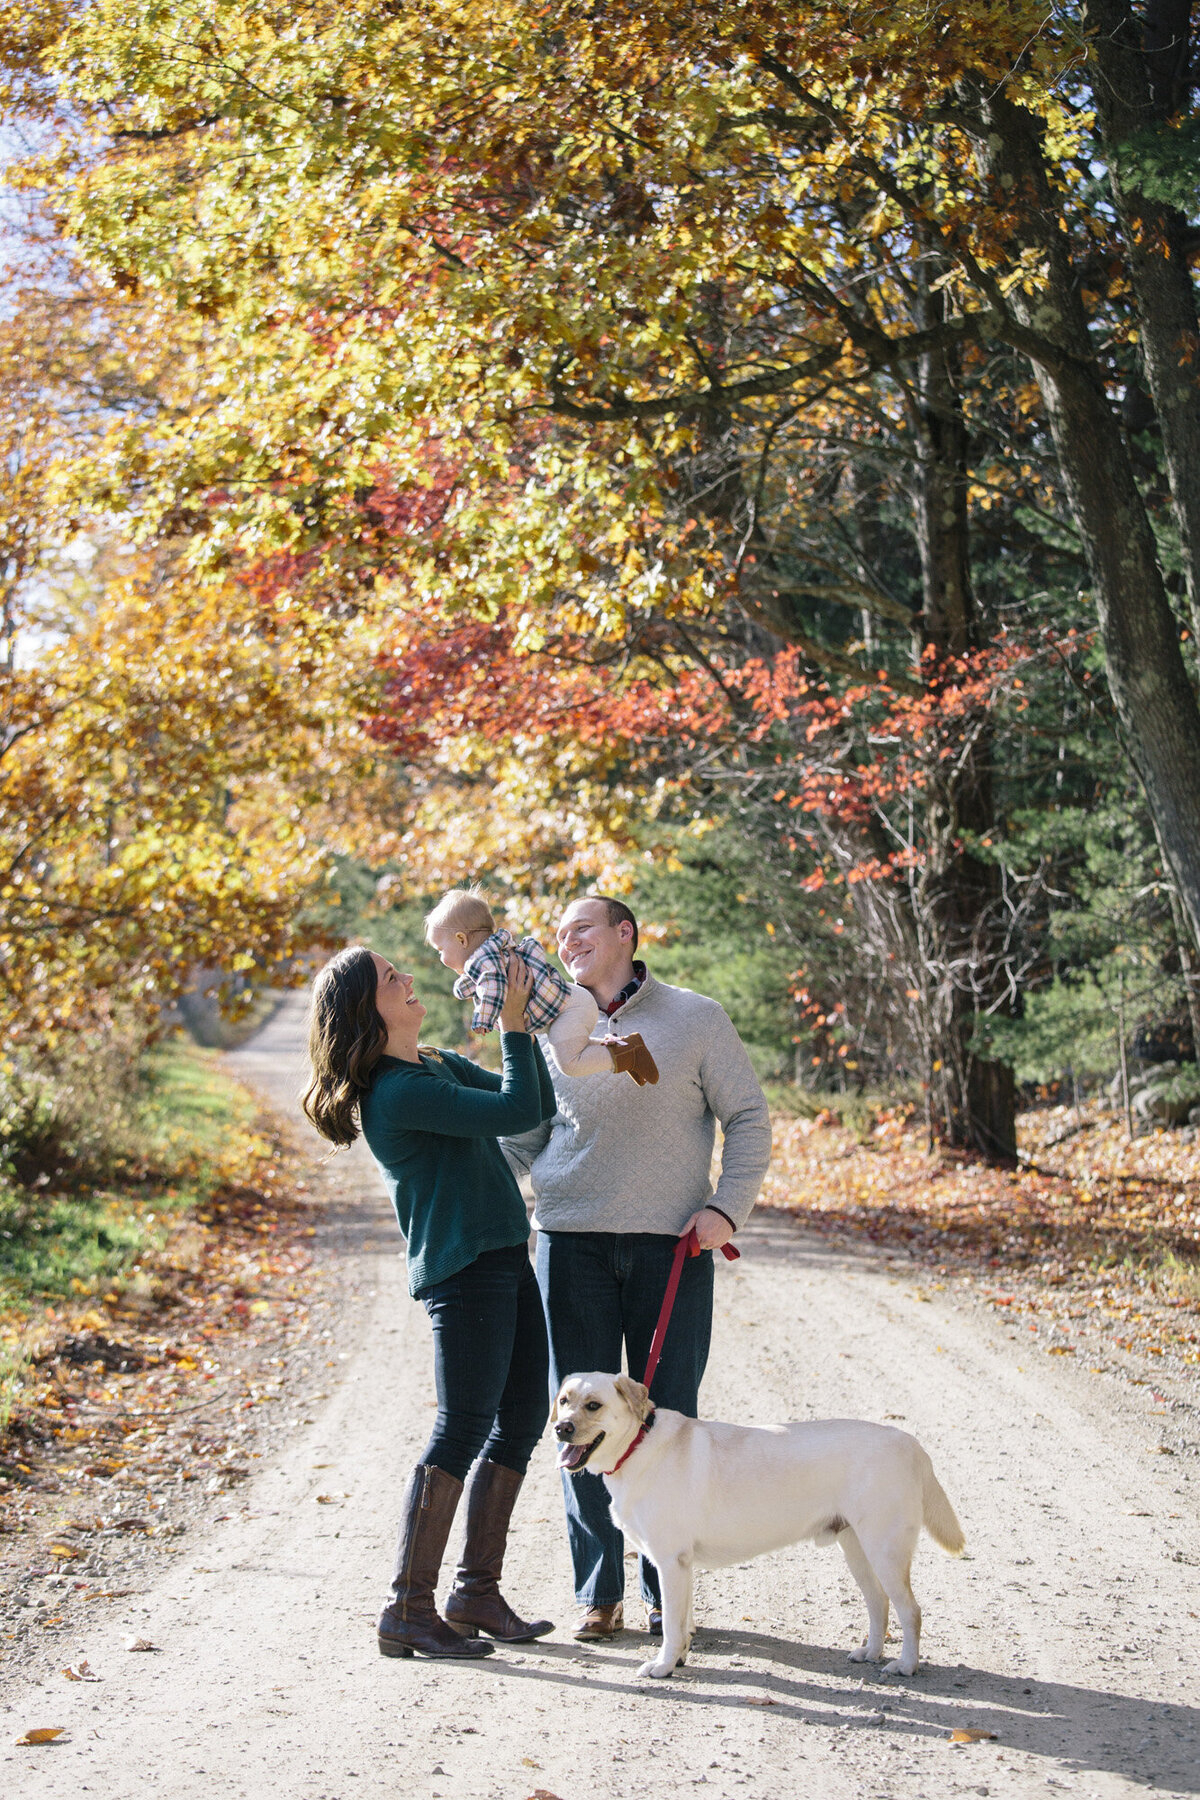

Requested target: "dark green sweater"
[{"left": 360, "top": 1031, "right": 556, "bottom": 1295}]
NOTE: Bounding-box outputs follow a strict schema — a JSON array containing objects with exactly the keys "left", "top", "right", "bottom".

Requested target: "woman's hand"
[{"left": 498, "top": 953, "right": 534, "bottom": 1033}]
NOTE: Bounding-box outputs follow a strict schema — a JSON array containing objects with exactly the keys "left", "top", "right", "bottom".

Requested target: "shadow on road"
[{"left": 466, "top": 1627, "right": 1199, "bottom": 1791}]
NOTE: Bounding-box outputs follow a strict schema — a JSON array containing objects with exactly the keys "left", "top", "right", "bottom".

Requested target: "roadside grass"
[
  {"left": 0, "top": 1035, "right": 321, "bottom": 1645},
  {"left": 0, "top": 1038, "right": 270, "bottom": 1422},
  {"left": 0, "top": 1343, "right": 28, "bottom": 1434},
  {"left": 1159, "top": 1249, "right": 1200, "bottom": 1306}
]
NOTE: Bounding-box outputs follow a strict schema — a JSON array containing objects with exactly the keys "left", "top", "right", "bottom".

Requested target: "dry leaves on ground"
[
  {"left": 0, "top": 1118, "right": 325, "bottom": 1630},
  {"left": 762, "top": 1101, "right": 1200, "bottom": 1361},
  {"left": 15, "top": 1727, "right": 66, "bottom": 1744}
]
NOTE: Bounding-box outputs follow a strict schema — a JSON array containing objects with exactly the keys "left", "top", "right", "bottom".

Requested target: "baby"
[{"left": 424, "top": 888, "right": 658, "bottom": 1086}]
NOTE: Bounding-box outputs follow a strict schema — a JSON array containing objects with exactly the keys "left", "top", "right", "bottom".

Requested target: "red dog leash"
[
  {"left": 610, "top": 1227, "right": 740, "bottom": 1476},
  {"left": 642, "top": 1226, "right": 740, "bottom": 1390}
]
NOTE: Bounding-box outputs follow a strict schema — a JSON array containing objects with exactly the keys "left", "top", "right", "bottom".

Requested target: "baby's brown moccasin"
[{"left": 606, "top": 1034, "right": 659, "bottom": 1086}]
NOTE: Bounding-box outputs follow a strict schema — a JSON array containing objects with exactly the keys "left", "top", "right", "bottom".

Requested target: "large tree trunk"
[
  {"left": 1084, "top": 0, "right": 1200, "bottom": 641},
  {"left": 971, "top": 85, "right": 1200, "bottom": 955},
  {"left": 910, "top": 281, "right": 1017, "bottom": 1162}
]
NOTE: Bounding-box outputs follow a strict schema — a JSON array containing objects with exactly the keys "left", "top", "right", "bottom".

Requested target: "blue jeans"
[
  {"left": 534, "top": 1230, "right": 714, "bottom": 1608},
  {"left": 418, "top": 1244, "right": 549, "bottom": 1482}
]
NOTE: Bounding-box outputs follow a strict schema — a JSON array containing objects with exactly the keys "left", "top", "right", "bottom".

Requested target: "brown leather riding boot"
[
  {"left": 606, "top": 1032, "right": 659, "bottom": 1086},
  {"left": 443, "top": 1459, "right": 554, "bottom": 1642},
  {"left": 378, "top": 1464, "right": 495, "bottom": 1659}
]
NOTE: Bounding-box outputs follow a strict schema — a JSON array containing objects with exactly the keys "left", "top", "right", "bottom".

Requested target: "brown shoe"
[
  {"left": 573, "top": 1601, "right": 624, "bottom": 1641},
  {"left": 444, "top": 1459, "right": 554, "bottom": 1643},
  {"left": 606, "top": 1033, "right": 659, "bottom": 1086},
  {"left": 378, "top": 1464, "right": 495, "bottom": 1659}
]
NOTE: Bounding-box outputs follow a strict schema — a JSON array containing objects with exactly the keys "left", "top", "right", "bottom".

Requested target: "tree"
[
  {"left": 12, "top": 0, "right": 1200, "bottom": 1154},
  {"left": 0, "top": 550, "right": 340, "bottom": 1054}
]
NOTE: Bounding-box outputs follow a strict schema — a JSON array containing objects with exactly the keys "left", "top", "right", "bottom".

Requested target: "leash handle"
[{"left": 640, "top": 1226, "right": 740, "bottom": 1392}]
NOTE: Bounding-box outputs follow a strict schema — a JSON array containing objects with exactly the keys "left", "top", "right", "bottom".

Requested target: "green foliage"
[
  {"left": 303, "top": 857, "right": 474, "bottom": 1053},
  {"left": 984, "top": 973, "right": 1127, "bottom": 1084},
  {"left": 0, "top": 1037, "right": 256, "bottom": 1310},
  {"left": 6, "top": 0, "right": 1200, "bottom": 1149},
  {"left": 0, "top": 1018, "right": 147, "bottom": 1189},
  {"left": 306, "top": 845, "right": 803, "bottom": 1078},
  {"left": 982, "top": 761, "right": 1194, "bottom": 1085},
  {"left": 1118, "top": 120, "right": 1200, "bottom": 217},
  {"left": 628, "top": 836, "right": 799, "bottom": 1081},
  {"left": 1148, "top": 1066, "right": 1200, "bottom": 1109}
]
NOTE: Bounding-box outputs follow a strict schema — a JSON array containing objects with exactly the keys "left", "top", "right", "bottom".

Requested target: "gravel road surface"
[{"left": 4, "top": 994, "right": 1198, "bottom": 1798}]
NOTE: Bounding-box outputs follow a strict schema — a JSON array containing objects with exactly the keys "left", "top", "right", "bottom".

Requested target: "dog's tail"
[{"left": 921, "top": 1461, "right": 966, "bottom": 1555}]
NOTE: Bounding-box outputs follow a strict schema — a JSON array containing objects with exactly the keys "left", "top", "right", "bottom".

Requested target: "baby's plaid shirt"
[{"left": 454, "top": 927, "right": 571, "bottom": 1032}]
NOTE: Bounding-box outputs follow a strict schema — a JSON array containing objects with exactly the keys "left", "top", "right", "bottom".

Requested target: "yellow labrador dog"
[{"left": 554, "top": 1372, "right": 964, "bottom": 1680}]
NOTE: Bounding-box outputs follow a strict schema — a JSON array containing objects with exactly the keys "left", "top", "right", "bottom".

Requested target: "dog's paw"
[
  {"left": 848, "top": 1641, "right": 884, "bottom": 1664},
  {"left": 637, "top": 1657, "right": 677, "bottom": 1679},
  {"left": 882, "top": 1656, "right": 918, "bottom": 1677}
]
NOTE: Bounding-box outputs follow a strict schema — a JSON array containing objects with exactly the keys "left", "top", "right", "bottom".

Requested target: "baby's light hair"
[{"left": 424, "top": 885, "right": 496, "bottom": 942}]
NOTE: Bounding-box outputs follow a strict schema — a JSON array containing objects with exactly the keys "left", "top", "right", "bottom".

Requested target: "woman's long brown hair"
[{"left": 302, "top": 946, "right": 388, "bottom": 1146}]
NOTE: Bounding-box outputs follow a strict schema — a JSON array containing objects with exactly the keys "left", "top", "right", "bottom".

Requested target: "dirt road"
[{"left": 4, "top": 996, "right": 1199, "bottom": 1798}]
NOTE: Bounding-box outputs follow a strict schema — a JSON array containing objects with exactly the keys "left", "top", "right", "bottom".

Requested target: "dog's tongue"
[{"left": 557, "top": 1440, "right": 595, "bottom": 1471}]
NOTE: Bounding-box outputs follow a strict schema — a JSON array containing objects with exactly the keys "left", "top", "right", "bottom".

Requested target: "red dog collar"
[{"left": 610, "top": 1407, "right": 656, "bottom": 1475}]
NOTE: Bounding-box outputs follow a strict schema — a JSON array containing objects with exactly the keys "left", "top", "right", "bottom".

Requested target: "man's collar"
[{"left": 602, "top": 960, "right": 647, "bottom": 1017}]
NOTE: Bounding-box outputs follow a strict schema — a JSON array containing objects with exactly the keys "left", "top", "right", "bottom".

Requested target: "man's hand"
[
  {"left": 679, "top": 1206, "right": 736, "bottom": 1251},
  {"left": 498, "top": 953, "right": 534, "bottom": 1033}
]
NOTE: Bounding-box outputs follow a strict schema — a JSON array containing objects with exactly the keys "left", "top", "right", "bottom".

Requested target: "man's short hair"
[{"left": 585, "top": 894, "right": 639, "bottom": 954}]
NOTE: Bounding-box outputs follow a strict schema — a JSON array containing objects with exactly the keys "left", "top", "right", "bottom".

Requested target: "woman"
[{"left": 302, "top": 943, "right": 557, "bottom": 1660}]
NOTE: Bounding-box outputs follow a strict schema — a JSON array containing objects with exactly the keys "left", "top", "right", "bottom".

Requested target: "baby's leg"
[{"left": 545, "top": 986, "right": 615, "bottom": 1077}]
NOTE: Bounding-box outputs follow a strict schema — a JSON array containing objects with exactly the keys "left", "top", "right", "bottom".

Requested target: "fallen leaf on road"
[
  {"left": 521, "top": 1757, "right": 542, "bottom": 1768},
  {"left": 123, "top": 1636, "right": 161, "bottom": 1652},
  {"left": 949, "top": 1728, "right": 997, "bottom": 1744},
  {"left": 526, "top": 1791, "right": 564, "bottom": 1800},
  {"left": 63, "top": 1661, "right": 100, "bottom": 1681},
  {"left": 1047, "top": 1345, "right": 1074, "bottom": 1355},
  {"left": 315, "top": 1493, "right": 338, "bottom": 1504},
  {"left": 15, "top": 1728, "right": 66, "bottom": 1745},
  {"left": 745, "top": 1696, "right": 777, "bottom": 1706}
]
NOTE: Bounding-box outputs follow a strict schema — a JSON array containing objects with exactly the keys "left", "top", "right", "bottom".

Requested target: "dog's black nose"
[{"left": 555, "top": 1420, "right": 575, "bottom": 1440}]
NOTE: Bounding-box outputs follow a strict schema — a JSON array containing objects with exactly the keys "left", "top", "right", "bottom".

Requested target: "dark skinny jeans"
[{"left": 417, "top": 1243, "right": 550, "bottom": 1483}]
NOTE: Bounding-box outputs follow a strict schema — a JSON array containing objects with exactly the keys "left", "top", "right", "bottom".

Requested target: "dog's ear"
[{"left": 614, "top": 1375, "right": 652, "bottom": 1421}]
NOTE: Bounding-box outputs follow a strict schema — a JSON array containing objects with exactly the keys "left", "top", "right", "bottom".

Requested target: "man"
[{"left": 504, "top": 894, "right": 772, "bottom": 1640}]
